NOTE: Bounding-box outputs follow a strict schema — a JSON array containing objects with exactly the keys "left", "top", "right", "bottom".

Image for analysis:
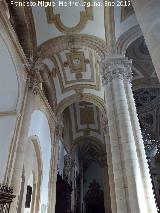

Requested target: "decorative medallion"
[
  {"left": 80, "top": 105, "right": 94, "bottom": 125},
  {"left": 65, "top": 49, "right": 86, "bottom": 79}
]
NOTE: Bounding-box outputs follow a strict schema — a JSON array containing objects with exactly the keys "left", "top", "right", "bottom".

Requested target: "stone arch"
[
  {"left": 72, "top": 136, "right": 106, "bottom": 153},
  {"left": 37, "top": 34, "right": 107, "bottom": 59},
  {"left": 29, "top": 135, "right": 43, "bottom": 213},
  {"left": 20, "top": 136, "right": 42, "bottom": 213},
  {"left": 0, "top": 33, "right": 19, "bottom": 111},
  {"left": 116, "top": 25, "right": 142, "bottom": 54},
  {"left": 7, "top": 2, "right": 37, "bottom": 58},
  {"left": 56, "top": 93, "right": 107, "bottom": 118},
  {"left": 71, "top": 134, "right": 111, "bottom": 213},
  {"left": 28, "top": 109, "right": 52, "bottom": 211},
  {"left": 0, "top": 32, "right": 20, "bottom": 183}
]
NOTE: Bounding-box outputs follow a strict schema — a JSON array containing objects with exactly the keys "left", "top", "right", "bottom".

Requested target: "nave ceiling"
[
  {"left": 31, "top": 0, "right": 106, "bottom": 45},
  {"left": 76, "top": 138, "right": 106, "bottom": 172},
  {"left": 5, "top": 0, "right": 160, "bottom": 152},
  {"left": 7, "top": 0, "right": 136, "bottom": 56},
  {"left": 38, "top": 35, "right": 106, "bottom": 109},
  {"left": 63, "top": 101, "right": 104, "bottom": 144},
  {"left": 126, "top": 36, "right": 159, "bottom": 90},
  {"left": 61, "top": 100, "right": 106, "bottom": 171},
  {"left": 2, "top": 1, "right": 160, "bottom": 212}
]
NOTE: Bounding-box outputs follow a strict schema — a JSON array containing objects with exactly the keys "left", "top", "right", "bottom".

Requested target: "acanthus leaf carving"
[
  {"left": 27, "top": 70, "right": 43, "bottom": 95},
  {"left": 101, "top": 56, "right": 132, "bottom": 85}
]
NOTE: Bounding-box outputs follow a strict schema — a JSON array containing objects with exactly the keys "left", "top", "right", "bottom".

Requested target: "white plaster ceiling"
[
  {"left": 0, "top": 36, "right": 19, "bottom": 111},
  {"left": 31, "top": 0, "right": 138, "bottom": 46},
  {"left": 114, "top": 0, "right": 137, "bottom": 40},
  {"left": 63, "top": 102, "right": 104, "bottom": 142},
  {"left": 62, "top": 101, "right": 106, "bottom": 171},
  {"left": 32, "top": 0, "right": 105, "bottom": 46},
  {"left": 40, "top": 44, "right": 105, "bottom": 105},
  {"left": 32, "top": 0, "right": 137, "bottom": 46},
  {"left": 30, "top": 1, "right": 141, "bottom": 108},
  {"left": 126, "top": 36, "right": 159, "bottom": 89}
]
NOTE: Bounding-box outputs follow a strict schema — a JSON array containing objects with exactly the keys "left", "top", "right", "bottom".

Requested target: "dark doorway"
[
  {"left": 84, "top": 180, "right": 105, "bottom": 213},
  {"left": 55, "top": 173, "right": 72, "bottom": 213}
]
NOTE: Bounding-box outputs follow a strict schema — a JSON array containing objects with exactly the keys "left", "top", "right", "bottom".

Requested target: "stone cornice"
[
  {"left": 38, "top": 88, "right": 57, "bottom": 123},
  {"left": 116, "top": 25, "right": 142, "bottom": 54},
  {"left": 26, "top": 75, "right": 57, "bottom": 122},
  {"left": 0, "top": 2, "right": 28, "bottom": 68},
  {"left": 101, "top": 56, "right": 132, "bottom": 85},
  {"left": 0, "top": 111, "right": 16, "bottom": 116}
]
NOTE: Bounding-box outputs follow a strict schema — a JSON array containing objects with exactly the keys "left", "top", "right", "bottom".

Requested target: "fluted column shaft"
[
  {"left": 101, "top": 56, "right": 157, "bottom": 213},
  {"left": 102, "top": 72, "right": 128, "bottom": 213},
  {"left": 131, "top": 0, "right": 160, "bottom": 81},
  {"left": 125, "top": 82, "right": 157, "bottom": 212}
]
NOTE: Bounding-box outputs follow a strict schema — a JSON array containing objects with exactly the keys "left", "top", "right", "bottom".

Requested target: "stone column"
[
  {"left": 17, "top": 167, "right": 25, "bottom": 213},
  {"left": 47, "top": 122, "right": 62, "bottom": 213},
  {"left": 79, "top": 163, "right": 84, "bottom": 213},
  {"left": 131, "top": 0, "right": 160, "bottom": 81},
  {"left": 102, "top": 120, "right": 117, "bottom": 213},
  {"left": 10, "top": 88, "right": 34, "bottom": 213},
  {"left": 125, "top": 78, "right": 157, "bottom": 212},
  {"left": 101, "top": 55, "right": 157, "bottom": 213},
  {"left": 70, "top": 152, "right": 76, "bottom": 213},
  {"left": 101, "top": 154, "right": 112, "bottom": 213},
  {"left": 101, "top": 58, "right": 128, "bottom": 213},
  {"left": 10, "top": 74, "right": 43, "bottom": 213}
]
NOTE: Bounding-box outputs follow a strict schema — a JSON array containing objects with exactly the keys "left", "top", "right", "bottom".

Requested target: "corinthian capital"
[
  {"left": 27, "top": 70, "right": 42, "bottom": 95},
  {"left": 101, "top": 56, "right": 132, "bottom": 85}
]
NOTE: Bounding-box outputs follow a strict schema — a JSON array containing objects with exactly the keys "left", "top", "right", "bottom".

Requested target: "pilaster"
[
  {"left": 47, "top": 120, "right": 63, "bottom": 213},
  {"left": 102, "top": 118, "right": 117, "bottom": 213},
  {"left": 10, "top": 87, "right": 34, "bottom": 213}
]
